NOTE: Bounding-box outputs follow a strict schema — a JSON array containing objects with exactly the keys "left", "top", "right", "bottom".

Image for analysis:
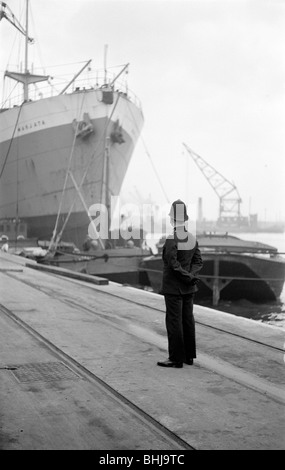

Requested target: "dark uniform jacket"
[{"left": 160, "top": 229, "right": 203, "bottom": 295}]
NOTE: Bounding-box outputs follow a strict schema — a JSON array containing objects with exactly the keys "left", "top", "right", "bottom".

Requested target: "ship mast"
[
  {"left": 1, "top": 0, "right": 49, "bottom": 102},
  {"left": 24, "top": 0, "right": 29, "bottom": 101}
]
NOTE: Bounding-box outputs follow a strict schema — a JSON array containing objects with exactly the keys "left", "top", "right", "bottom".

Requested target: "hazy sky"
[{"left": 1, "top": 0, "right": 284, "bottom": 222}]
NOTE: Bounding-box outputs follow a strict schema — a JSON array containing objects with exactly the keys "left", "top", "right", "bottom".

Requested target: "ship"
[
  {"left": 139, "top": 233, "right": 285, "bottom": 304},
  {"left": 0, "top": 0, "right": 144, "bottom": 258}
]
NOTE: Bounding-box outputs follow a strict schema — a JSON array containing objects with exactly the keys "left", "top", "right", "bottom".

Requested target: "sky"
[{"left": 1, "top": 0, "right": 285, "bottom": 223}]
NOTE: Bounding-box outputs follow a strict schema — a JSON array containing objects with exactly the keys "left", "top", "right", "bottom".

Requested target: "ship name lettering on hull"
[{"left": 17, "top": 120, "right": 46, "bottom": 132}]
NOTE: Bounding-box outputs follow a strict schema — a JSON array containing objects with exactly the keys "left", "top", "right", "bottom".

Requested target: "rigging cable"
[
  {"left": 126, "top": 100, "right": 170, "bottom": 204},
  {"left": 51, "top": 91, "right": 121, "bottom": 250},
  {"left": 29, "top": 4, "right": 47, "bottom": 79},
  {"left": 49, "top": 91, "right": 87, "bottom": 250},
  {"left": 0, "top": 101, "right": 24, "bottom": 180},
  {"left": 0, "top": 1, "right": 26, "bottom": 179},
  {"left": 1, "top": 80, "right": 18, "bottom": 109}
]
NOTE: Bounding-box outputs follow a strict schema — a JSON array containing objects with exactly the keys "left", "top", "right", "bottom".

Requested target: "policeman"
[{"left": 157, "top": 199, "right": 203, "bottom": 368}]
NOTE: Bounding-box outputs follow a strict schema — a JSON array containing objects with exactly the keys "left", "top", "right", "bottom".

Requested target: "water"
[{"left": 146, "top": 231, "right": 285, "bottom": 328}]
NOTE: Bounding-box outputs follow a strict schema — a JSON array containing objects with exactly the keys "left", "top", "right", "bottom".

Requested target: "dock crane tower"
[{"left": 183, "top": 143, "right": 247, "bottom": 227}]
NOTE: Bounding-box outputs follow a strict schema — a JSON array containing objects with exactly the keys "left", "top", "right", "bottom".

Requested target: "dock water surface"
[{"left": 0, "top": 251, "right": 284, "bottom": 450}]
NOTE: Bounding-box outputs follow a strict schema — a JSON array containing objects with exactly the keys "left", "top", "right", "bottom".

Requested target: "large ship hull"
[{"left": 0, "top": 88, "right": 144, "bottom": 247}]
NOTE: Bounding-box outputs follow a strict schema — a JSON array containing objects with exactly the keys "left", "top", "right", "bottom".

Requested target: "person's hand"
[{"left": 190, "top": 276, "right": 200, "bottom": 285}]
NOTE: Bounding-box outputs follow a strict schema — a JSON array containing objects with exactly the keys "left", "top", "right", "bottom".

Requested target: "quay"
[{"left": 0, "top": 251, "right": 284, "bottom": 450}]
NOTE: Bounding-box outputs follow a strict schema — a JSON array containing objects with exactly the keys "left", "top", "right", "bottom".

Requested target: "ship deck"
[{"left": 0, "top": 251, "right": 284, "bottom": 451}]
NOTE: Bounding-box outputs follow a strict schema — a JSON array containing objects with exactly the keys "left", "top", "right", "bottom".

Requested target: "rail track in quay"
[
  {"left": 0, "top": 301, "right": 195, "bottom": 451},
  {"left": 4, "top": 268, "right": 283, "bottom": 354},
  {"left": 0, "top": 255, "right": 284, "bottom": 450}
]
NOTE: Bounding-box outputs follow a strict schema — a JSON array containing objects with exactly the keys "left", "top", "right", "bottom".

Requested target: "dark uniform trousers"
[
  {"left": 161, "top": 230, "right": 203, "bottom": 363},
  {"left": 164, "top": 293, "right": 196, "bottom": 362}
]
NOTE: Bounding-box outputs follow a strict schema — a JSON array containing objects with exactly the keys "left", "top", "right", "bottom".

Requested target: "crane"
[{"left": 183, "top": 143, "right": 247, "bottom": 226}]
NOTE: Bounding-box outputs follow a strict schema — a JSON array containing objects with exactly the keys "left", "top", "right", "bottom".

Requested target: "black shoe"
[
  {"left": 184, "top": 358, "right": 194, "bottom": 365},
  {"left": 157, "top": 360, "right": 183, "bottom": 368}
]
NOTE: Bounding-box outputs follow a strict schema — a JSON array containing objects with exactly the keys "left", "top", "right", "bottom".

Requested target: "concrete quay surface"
[{"left": 0, "top": 251, "right": 284, "bottom": 450}]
